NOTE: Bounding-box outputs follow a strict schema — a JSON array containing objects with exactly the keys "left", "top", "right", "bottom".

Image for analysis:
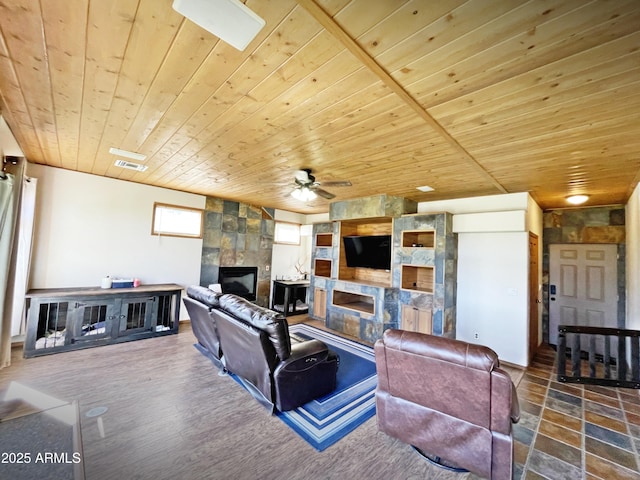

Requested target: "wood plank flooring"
[{"left": 2, "top": 321, "right": 524, "bottom": 480}]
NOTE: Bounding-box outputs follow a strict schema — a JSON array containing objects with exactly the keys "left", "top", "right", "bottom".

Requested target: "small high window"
[
  {"left": 274, "top": 222, "right": 301, "bottom": 245},
  {"left": 152, "top": 203, "right": 203, "bottom": 238}
]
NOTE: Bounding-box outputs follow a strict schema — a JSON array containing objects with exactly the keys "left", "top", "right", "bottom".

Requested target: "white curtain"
[
  {"left": 0, "top": 173, "right": 18, "bottom": 368},
  {"left": 10, "top": 177, "right": 37, "bottom": 337}
]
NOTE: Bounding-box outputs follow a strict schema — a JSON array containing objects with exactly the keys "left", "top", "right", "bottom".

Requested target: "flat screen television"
[{"left": 343, "top": 234, "right": 392, "bottom": 270}]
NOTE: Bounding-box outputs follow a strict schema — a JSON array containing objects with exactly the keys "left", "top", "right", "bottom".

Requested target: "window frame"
[
  {"left": 151, "top": 202, "right": 204, "bottom": 239},
  {"left": 274, "top": 221, "right": 301, "bottom": 245}
]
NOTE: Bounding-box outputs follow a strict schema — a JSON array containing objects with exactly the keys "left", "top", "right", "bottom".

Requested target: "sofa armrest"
[
  {"left": 276, "top": 339, "right": 332, "bottom": 373},
  {"left": 274, "top": 339, "right": 339, "bottom": 411}
]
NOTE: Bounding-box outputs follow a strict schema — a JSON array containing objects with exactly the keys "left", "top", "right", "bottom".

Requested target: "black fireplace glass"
[{"left": 218, "top": 266, "right": 258, "bottom": 301}]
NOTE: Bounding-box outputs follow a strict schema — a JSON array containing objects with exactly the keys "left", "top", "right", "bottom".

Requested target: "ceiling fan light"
[
  {"left": 291, "top": 188, "right": 303, "bottom": 201},
  {"left": 305, "top": 188, "right": 318, "bottom": 201},
  {"left": 566, "top": 194, "right": 589, "bottom": 205},
  {"left": 291, "top": 186, "right": 316, "bottom": 202},
  {"left": 172, "top": 0, "right": 265, "bottom": 51}
]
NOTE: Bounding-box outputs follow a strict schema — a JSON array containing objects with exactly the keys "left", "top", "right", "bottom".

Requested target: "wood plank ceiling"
[{"left": 0, "top": 0, "right": 638, "bottom": 214}]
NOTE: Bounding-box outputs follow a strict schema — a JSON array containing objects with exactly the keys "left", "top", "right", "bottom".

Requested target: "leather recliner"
[
  {"left": 185, "top": 286, "right": 338, "bottom": 412},
  {"left": 374, "top": 329, "right": 520, "bottom": 480},
  {"left": 183, "top": 286, "right": 224, "bottom": 369}
]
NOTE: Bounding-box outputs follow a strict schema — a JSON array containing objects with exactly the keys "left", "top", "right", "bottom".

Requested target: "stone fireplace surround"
[{"left": 199, "top": 197, "right": 274, "bottom": 307}]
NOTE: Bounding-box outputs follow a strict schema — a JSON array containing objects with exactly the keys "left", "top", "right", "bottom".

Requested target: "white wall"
[
  {"left": 271, "top": 210, "right": 312, "bottom": 282},
  {"left": 418, "top": 192, "right": 530, "bottom": 214},
  {"left": 627, "top": 184, "right": 640, "bottom": 330},
  {"left": 419, "top": 192, "right": 543, "bottom": 366},
  {"left": 456, "top": 232, "right": 529, "bottom": 366},
  {"left": 0, "top": 116, "right": 24, "bottom": 157},
  {"left": 27, "top": 164, "right": 205, "bottom": 319}
]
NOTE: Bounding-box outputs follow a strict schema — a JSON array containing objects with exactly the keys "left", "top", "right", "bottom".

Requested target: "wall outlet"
[
  {"left": 265, "top": 265, "right": 270, "bottom": 271},
  {"left": 474, "top": 332, "right": 479, "bottom": 339}
]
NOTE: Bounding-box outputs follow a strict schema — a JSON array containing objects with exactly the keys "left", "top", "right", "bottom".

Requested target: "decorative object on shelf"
[
  {"left": 111, "top": 278, "right": 134, "bottom": 289},
  {"left": 294, "top": 257, "right": 308, "bottom": 278}
]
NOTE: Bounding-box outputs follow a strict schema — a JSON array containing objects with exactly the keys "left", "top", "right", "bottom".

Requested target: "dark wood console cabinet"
[
  {"left": 23, "top": 284, "right": 182, "bottom": 358},
  {"left": 271, "top": 280, "right": 309, "bottom": 317}
]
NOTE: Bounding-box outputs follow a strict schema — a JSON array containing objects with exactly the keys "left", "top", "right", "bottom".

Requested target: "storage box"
[{"left": 111, "top": 279, "right": 134, "bottom": 288}]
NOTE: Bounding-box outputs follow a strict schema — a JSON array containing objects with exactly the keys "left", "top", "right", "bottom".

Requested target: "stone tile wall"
[
  {"left": 542, "top": 206, "right": 625, "bottom": 340},
  {"left": 394, "top": 213, "right": 457, "bottom": 338},
  {"left": 199, "top": 197, "right": 274, "bottom": 307},
  {"left": 309, "top": 211, "right": 457, "bottom": 342}
]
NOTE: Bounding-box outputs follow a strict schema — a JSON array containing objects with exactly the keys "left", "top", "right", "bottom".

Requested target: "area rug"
[
  {"left": 277, "top": 324, "right": 377, "bottom": 451},
  {"left": 228, "top": 324, "right": 377, "bottom": 451}
]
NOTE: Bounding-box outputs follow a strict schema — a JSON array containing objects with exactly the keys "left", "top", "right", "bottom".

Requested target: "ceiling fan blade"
[
  {"left": 321, "top": 180, "right": 352, "bottom": 187},
  {"left": 313, "top": 187, "right": 336, "bottom": 199}
]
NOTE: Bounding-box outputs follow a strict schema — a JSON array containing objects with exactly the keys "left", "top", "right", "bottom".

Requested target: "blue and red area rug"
[{"left": 277, "top": 324, "right": 377, "bottom": 451}]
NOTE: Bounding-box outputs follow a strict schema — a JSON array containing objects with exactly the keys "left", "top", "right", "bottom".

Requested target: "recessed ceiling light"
[
  {"left": 109, "top": 147, "right": 146, "bottom": 162},
  {"left": 172, "top": 0, "right": 265, "bottom": 51},
  {"left": 416, "top": 185, "right": 434, "bottom": 192},
  {"left": 566, "top": 194, "right": 589, "bottom": 205}
]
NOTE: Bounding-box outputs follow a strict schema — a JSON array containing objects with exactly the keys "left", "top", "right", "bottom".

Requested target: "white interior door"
[{"left": 549, "top": 244, "right": 618, "bottom": 347}]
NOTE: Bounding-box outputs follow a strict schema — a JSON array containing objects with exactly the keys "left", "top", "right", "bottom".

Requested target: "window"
[
  {"left": 274, "top": 222, "right": 301, "bottom": 245},
  {"left": 152, "top": 203, "right": 203, "bottom": 238}
]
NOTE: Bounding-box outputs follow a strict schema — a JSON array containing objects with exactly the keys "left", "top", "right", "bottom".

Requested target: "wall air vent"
[{"left": 114, "top": 159, "right": 148, "bottom": 172}]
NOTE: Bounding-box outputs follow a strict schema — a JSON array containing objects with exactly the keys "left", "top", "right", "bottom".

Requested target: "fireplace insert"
[{"left": 218, "top": 266, "right": 258, "bottom": 301}]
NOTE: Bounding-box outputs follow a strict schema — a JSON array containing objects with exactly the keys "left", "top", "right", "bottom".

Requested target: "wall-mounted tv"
[{"left": 343, "top": 234, "right": 392, "bottom": 270}]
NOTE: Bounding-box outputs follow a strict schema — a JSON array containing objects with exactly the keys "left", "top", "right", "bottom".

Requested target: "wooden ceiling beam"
[{"left": 295, "top": 0, "right": 508, "bottom": 194}]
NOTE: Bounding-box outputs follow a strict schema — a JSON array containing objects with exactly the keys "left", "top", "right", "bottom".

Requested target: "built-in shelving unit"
[
  {"left": 314, "top": 259, "right": 332, "bottom": 278},
  {"left": 332, "top": 290, "right": 375, "bottom": 315},
  {"left": 316, "top": 233, "right": 333, "bottom": 247},
  {"left": 338, "top": 218, "right": 392, "bottom": 287},
  {"left": 401, "top": 265, "right": 434, "bottom": 293},
  {"left": 401, "top": 304, "right": 432, "bottom": 334},
  {"left": 311, "top": 205, "right": 456, "bottom": 342},
  {"left": 402, "top": 230, "right": 435, "bottom": 248}
]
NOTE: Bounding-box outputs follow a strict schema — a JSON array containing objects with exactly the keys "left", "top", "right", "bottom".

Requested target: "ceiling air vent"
[{"left": 114, "top": 159, "right": 148, "bottom": 172}]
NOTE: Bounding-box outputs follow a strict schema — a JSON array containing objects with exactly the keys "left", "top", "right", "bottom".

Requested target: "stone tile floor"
[{"left": 515, "top": 345, "right": 640, "bottom": 479}]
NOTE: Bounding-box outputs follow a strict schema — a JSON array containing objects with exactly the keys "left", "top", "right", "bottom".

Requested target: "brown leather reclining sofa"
[
  {"left": 375, "top": 329, "right": 520, "bottom": 480},
  {"left": 184, "top": 285, "right": 338, "bottom": 412}
]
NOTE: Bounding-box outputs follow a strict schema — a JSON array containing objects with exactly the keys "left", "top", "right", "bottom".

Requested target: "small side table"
[{"left": 272, "top": 280, "right": 310, "bottom": 317}]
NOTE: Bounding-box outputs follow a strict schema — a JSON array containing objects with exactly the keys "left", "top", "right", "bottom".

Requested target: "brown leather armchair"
[{"left": 374, "top": 329, "right": 520, "bottom": 480}]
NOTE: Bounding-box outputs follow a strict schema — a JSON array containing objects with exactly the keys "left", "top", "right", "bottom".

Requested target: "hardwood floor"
[{"left": 0, "top": 320, "right": 530, "bottom": 480}]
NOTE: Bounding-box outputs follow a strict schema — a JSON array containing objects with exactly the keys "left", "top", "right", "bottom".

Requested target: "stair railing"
[{"left": 556, "top": 325, "right": 640, "bottom": 389}]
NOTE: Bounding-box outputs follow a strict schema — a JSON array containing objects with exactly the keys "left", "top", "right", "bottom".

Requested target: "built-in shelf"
[
  {"left": 332, "top": 290, "right": 375, "bottom": 315},
  {"left": 338, "top": 218, "right": 393, "bottom": 287},
  {"left": 402, "top": 230, "right": 435, "bottom": 248},
  {"left": 314, "top": 259, "right": 332, "bottom": 278},
  {"left": 316, "top": 233, "right": 333, "bottom": 247},
  {"left": 401, "top": 265, "right": 434, "bottom": 293}
]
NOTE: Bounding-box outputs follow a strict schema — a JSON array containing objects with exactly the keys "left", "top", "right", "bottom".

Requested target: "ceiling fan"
[{"left": 291, "top": 169, "right": 352, "bottom": 201}]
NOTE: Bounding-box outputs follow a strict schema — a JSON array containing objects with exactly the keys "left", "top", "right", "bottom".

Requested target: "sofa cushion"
[
  {"left": 187, "top": 285, "right": 222, "bottom": 309},
  {"left": 219, "top": 294, "right": 291, "bottom": 360}
]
